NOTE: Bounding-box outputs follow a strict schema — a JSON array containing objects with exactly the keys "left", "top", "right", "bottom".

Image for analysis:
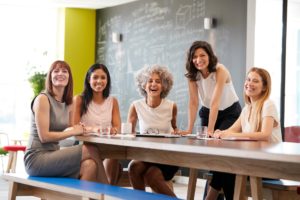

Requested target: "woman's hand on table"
[
  {"left": 212, "top": 129, "right": 229, "bottom": 139},
  {"left": 64, "top": 123, "right": 90, "bottom": 136},
  {"left": 179, "top": 129, "right": 192, "bottom": 135},
  {"left": 110, "top": 127, "right": 118, "bottom": 135},
  {"left": 171, "top": 128, "right": 181, "bottom": 135}
]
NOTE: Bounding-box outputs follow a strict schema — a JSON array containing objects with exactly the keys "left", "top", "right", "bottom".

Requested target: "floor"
[{"left": 0, "top": 153, "right": 206, "bottom": 200}]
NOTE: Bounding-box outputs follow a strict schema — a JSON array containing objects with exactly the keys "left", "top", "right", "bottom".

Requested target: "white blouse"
[
  {"left": 196, "top": 71, "right": 239, "bottom": 110},
  {"left": 81, "top": 96, "right": 113, "bottom": 128},
  {"left": 133, "top": 98, "right": 174, "bottom": 134},
  {"left": 240, "top": 99, "right": 282, "bottom": 143}
]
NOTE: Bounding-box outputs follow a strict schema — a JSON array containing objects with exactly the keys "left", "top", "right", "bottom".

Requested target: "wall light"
[
  {"left": 112, "top": 32, "right": 122, "bottom": 43},
  {"left": 204, "top": 17, "right": 216, "bottom": 30}
]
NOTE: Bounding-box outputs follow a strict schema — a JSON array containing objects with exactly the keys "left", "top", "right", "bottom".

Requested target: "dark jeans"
[{"left": 200, "top": 102, "right": 241, "bottom": 200}]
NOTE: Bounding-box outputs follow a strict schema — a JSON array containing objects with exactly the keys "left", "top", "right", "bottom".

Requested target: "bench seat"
[
  {"left": 201, "top": 172, "right": 300, "bottom": 199},
  {"left": 263, "top": 179, "right": 300, "bottom": 191},
  {"left": 262, "top": 179, "right": 300, "bottom": 200},
  {"left": 2, "top": 173, "right": 180, "bottom": 200}
]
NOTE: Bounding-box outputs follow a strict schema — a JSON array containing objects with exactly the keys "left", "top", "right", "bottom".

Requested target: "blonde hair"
[{"left": 244, "top": 67, "right": 271, "bottom": 132}]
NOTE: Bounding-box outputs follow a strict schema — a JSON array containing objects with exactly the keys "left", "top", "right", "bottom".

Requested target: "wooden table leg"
[
  {"left": 187, "top": 168, "right": 198, "bottom": 200},
  {"left": 8, "top": 182, "right": 18, "bottom": 200},
  {"left": 234, "top": 175, "right": 247, "bottom": 200},
  {"left": 249, "top": 176, "right": 263, "bottom": 200}
]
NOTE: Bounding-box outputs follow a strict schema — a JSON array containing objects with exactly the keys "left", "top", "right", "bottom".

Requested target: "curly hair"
[
  {"left": 135, "top": 64, "right": 173, "bottom": 98},
  {"left": 185, "top": 41, "right": 218, "bottom": 81}
]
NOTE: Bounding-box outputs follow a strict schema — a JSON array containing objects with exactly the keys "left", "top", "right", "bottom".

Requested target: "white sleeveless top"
[
  {"left": 240, "top": 99, "right": 282, "bottom": 143},
  {"left": 196, "top": 72, "right": 239, "bottom": 110},
  {"left": 81, "top": 96, "right": 113, "bottom": 128},
  {"left": 133, "top": 98, "right": 174, "bottom": 134}
]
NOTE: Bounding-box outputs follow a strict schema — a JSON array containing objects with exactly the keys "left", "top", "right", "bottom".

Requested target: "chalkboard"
[{"left": 96, "top": 0, "right": 247, "bottom": 130}]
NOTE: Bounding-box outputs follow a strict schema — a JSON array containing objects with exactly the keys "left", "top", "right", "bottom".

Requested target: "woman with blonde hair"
[
  {"left": 213, "top": 67, "right": 282, "bottom": 142},
  {"left": 207, "top": 67, "right": 282, "bottom": 200}
]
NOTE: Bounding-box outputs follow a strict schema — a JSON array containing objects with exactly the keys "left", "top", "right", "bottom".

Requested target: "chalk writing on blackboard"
[{"left": 96, "top": 0, "right": 207, "bottom": 129}]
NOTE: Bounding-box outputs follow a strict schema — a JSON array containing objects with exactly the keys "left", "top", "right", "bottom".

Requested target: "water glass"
[{"left": 196, "top": 126, "right": 208, "bottom": 139}]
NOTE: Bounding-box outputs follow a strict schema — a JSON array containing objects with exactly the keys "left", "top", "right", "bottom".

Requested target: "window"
[
  {"left": 254, "top": 0, "right": 300, "bottom": 128},
  {"left": 254, "top": 0, "right": 282, "bottom": 110},
  {"left": 0, "top": 5, "right": 60, "bottom": 137},
  {"left": 285, "top": 1, "right": 300, "bottom": 126}
]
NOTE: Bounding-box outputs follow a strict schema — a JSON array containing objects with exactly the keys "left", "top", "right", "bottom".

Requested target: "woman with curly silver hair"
[
  {"left": 127, "top": 64, "right": 179, "bottom": 197},
  {"left": 135, "top": 64, "right": 174, "bottom": 99}
]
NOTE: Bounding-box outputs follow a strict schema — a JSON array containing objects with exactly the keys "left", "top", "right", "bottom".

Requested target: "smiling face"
[
  {"left": 51, "top": 65, "right": 69, "bottom": 88},
  {"left": 145, "top": 73, "right": 162, "bottom": 97},
  {"left": 192, "top": 48, "right": 210, "bottom": 72},
  {"left": 244, "top": 71, "right": 265, "bottom": 102},
  {"left": 89, "top": 68, "right": 108, "bottom": 93}
]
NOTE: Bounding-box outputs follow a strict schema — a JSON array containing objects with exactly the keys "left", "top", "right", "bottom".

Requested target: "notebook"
[
  {"left": 221, "top": 137, "right": 257, "bottom": 141},
  {"left": 136, "top": 133, "right": 181, "bottom": 138}
]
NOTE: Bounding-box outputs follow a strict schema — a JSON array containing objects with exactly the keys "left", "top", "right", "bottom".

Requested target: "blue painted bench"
[{"left": 2, "top": 173, "right": 181, "bottom": 200}]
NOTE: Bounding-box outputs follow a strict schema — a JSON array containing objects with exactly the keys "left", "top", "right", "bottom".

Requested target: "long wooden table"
[{"left": 77, "top": 135, "right": 300, "bottom": 200}]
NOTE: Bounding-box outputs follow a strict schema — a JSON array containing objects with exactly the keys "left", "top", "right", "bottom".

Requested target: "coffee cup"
[{"left": 121, "top": 122, "right": 132, "bottom": 134}]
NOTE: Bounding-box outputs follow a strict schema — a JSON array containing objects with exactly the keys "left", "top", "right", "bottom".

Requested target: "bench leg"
[
  {"left": 6, "top": 151, "right": 18, "bottom": 173},
  {"left": 11, "top": 151, "right": 18, "bottom": 173},
  {"left": 234, "top": 175, "right": 247, "bottom": 200},
  {"left": 6, "top": 152, "right": 14, "bottom": 173},
  {"left": 8, "top": 182, "right": 18, "bottom": 200},
  {"left": 82, "top": 194, "right": 104, "bottom": 200},
  {"left": 187, "top": 168, "right": 197, "bottom": 200},
  {"left": 272, "top": 190, "right": 279, "bottom": 200}
]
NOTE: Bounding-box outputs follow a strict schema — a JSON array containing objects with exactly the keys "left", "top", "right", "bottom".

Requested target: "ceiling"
[
  {"left": 1, "top": 0, "right": 300, "bottom": 9},
  {"left": 0, "top": 0, "right": 138, "bottom": 9}
]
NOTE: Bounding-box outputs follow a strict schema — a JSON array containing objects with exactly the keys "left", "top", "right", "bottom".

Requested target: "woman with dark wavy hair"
[
  {"left": 183, "top": 41, "right": 241, "bottom": 200},
  {"left": 72, "top": 63, "right": 122, "bottom": 185}
]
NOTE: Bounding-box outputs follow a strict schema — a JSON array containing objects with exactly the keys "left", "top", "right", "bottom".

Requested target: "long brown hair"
[
  {"left": 81, "top": 63, "right": 111, "bottom": 116},
  {"left": 244, "top": 67, "right": 271, "bottom": 131},
  {"left": 185, "top": 41, "right": 218, "bottom": 81},
  {"left": 45, "top": 60, "right": 73, "bottom": 105}
]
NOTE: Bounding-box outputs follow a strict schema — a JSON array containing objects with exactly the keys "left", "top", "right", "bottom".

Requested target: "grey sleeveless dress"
[{"left": 24, "top": 92, "right": 82, "bottom": 178}]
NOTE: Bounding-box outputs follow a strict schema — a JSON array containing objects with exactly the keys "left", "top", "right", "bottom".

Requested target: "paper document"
[
  {"left": 221, "top": 137, "right": 257, "bottom": 141},
  {"left": 136, "top": 133, "right": 181, "bottom": 138},
  {"left": 84, "top": 133, "right": 135, "bottom": 138}
]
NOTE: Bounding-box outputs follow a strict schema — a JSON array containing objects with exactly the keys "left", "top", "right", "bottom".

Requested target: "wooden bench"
[
  {"left": 2, "top": 173, "right": 181, "bottom": 200},
  {"left": 201, "top": 172, "right": 300, "bottom": 200},
  {"left": 262, "top": 179, "right": 300, "bottom": 200}
]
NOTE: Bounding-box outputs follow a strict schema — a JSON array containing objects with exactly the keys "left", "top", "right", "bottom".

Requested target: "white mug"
[{"left": 121, "top": 122, "right": 132, "bottom": 134}]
